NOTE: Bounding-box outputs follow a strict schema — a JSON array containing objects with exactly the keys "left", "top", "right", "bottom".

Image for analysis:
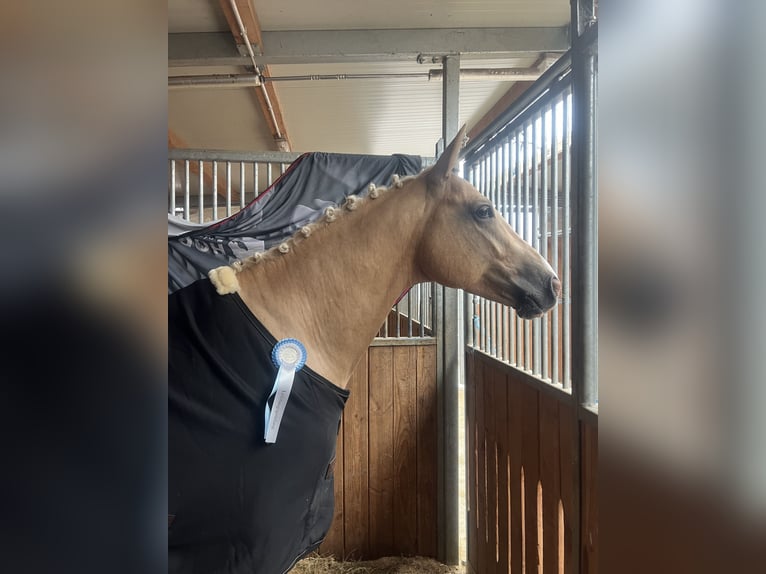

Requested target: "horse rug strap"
[{"left": 168, "top": 278, "right": 349, "bottom": 574}]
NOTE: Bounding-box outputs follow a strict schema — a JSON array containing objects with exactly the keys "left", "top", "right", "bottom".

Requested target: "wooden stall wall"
[
  {"left": 320, "top": 341, "right": 439, "bottom": 560},
  {"left": 466, "top": 349, "right": 598, "bottom": 574}
]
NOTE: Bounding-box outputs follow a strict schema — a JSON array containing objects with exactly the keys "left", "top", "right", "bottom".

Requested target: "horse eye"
[{"left": 474, "top": 205, "right": 494, "bottom": 220}]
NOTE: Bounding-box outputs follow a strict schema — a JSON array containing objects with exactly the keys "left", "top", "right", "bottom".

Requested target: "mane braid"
[{"left": 207, "top": 175, "right": 416, "bottom": 296}]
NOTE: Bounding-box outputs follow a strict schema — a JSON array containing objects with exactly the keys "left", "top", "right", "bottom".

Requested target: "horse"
[{"left": 168, "top": 126, "right": 560, "bottom": 574}]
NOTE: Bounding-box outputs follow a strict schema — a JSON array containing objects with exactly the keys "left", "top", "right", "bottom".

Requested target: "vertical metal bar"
[
  {"left": 253, "top": 162, "right": 259, "bottom": 199},
  {"left": 563, "top": 89, "right": 572, "bottom": 390},
  {"left": 467, "top": 164, "right": 475, "bottom": 348},
  {"left": 240, "top": 162, "right": 246, "bottom": 209},
  {"left": 212, "top": 161, "right": 219, "bottom": 220},
  {"left": 280, "top": 162, "right": 286, "bottom": 175},
  {"left": 524, "top": 123, "right": 532, "bottom": 371},
  {"left": 508, "top": 138, "right": 516, "bottom": 365},
  {"left": 421, "top": 283, "right": 427, "bottom": 337},
  {"left": 184, "top": 160, "right": 190, "bottom": 220},
  {"left": 483, "top": 152, "right": 488, "bottom": 352},
  {"left": 438, "top": 53, "right": 461, "bottom": 565},
  {"left": 395, "top": 299, "right": 401, "bottom": 338},
  {"left": 572, "top": 46, "right": 598, "bottom": 407},
  {"left": 533, "top": 113, "right": 542, "bottom": 377},
  {"left": 494, "top": 146, "right": 502, "bottom": 358},
  {"left": 226, "top": 161, "right": 232, "bottom": 217},
  {"left": 541, "top": 105, "right": 550, "bottom": 382},
  {"left": 267, "top": 163, "right": 273, "bottom": 187},
  {"left": 515, "top": 134, "right": 524, "bottom": 366},
  {"left": 198, "top": 160, "right": 204, "bottom": 223},
  {"left": 501, "top": 141, "right": 509, "bottom": 361},
  {"left": 170, "top": 160, "right": 176, "bottom": 215},
  {"left": 408, "top": 289, "right": 413, "bottom": 338},
  {"left": 552, "top": 96, "right": 561, "bottom": 386},
  {"left": 489, "top": 148, "right": 497, "bottom": 357},
  {"left": 503, "top": 139, "right": 512, "bottom": 363}
]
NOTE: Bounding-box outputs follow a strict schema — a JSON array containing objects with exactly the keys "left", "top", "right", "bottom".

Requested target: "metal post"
[
  {"left": 571, "top": 38, "right": 598, "bottom": 408},
  {"left": 170, "top": 160, "right": 176, "bottom": 215},
  {"left": 198, "top": 160, "right": 204, "bottom": 223},
  {"left": 212, "top": 161, "right": 219, "bottom": 220},
  {"left": 240, "top": 162, "right": 246, "bottom": 209},
  {"left": 184, "top": 160, "right": 191, "bottom": 220},
  {"left": 438, "top": 53, "right": 461, "bottom": 565}
]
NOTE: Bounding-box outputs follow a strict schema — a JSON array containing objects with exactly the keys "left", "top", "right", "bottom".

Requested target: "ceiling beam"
[
  {"left": 168, "top": 26, "right": 570, "bottom": 67},
  {"left": 217, "top": 0, "right": 292, "bottom": 152}
]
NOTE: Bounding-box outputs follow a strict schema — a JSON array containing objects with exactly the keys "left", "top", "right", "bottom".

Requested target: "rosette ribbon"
[{"left": 264, "top": 338, "right": 307, "bottom": 444}]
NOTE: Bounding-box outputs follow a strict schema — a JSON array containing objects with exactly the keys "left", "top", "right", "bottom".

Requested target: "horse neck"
[{"left": 237, "top": 182, "right": 430, "bottom": 386}]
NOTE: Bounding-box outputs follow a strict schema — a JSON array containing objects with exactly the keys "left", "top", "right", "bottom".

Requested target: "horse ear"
[{"left": 427, "top": 124, "right": 467, "bottom": 189}]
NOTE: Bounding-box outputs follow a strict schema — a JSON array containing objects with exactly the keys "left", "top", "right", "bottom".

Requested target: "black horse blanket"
[{"left": 169, "top": 279, "right": 349, "bottom": 574}]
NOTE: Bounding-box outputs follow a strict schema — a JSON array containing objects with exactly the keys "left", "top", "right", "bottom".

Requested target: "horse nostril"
[{"left": 551, "top": 276, "right": 562, "bottom": 298}]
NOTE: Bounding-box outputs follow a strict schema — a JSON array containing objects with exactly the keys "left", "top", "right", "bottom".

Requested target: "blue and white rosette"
[{"left": 264, "top": 338, "right": 307, "bottom": 444}]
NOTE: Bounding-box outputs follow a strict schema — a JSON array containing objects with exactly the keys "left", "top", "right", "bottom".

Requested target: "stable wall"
[
  {"left": 320, "top": 340, "right": 439, "bottom": 560},
  {"left": 466, "top": 349, "right": 598, "bottom": 574}
]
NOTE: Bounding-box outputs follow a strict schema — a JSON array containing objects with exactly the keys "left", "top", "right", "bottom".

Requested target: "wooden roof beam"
[{"left": 218, "top": 0, "right": 292, "bottom": 152}]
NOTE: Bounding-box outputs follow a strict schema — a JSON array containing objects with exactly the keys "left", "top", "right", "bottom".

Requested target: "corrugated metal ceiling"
[{"left": 168, "top": 0, "right": 569, "bottom": 155}]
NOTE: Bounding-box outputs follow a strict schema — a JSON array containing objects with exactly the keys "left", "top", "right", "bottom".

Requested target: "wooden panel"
[
  {"left": 474, "top": 354, "right": 487, "bottom": 574},
  {"left": 508, "top": 373, "right": 524, "bottom": 574},
  {"left": 521, "top": 383, "right": 541, "bottom": 574},
  {"left": 368, "top": 346, "right": 395, "bottom": 557},
  {"left": 539, "top": 393, "right": 561, "bottom": 574},
  {"left": 416, "top": 344, "right": 438, "bottom": 557},
  {"left": 343, "top": 351, "right": 370, "bottom": 558},
  {"left": 466, "top": 352, "right": 478, "bottom": 569},
  {"left": 393, "top": 346, "right": 418, "bottom": 555},
  {"left": 494, "top": 371, "right": 510, "bottom": 574},
  {"left": 466, "top": 351, "right": 595, "bottom": 574},
  {"left": 483, "top": 364, "right": 498, "bottom": 574},
  {"left": 558, "top": 403, "right": 577, "bottom": 574},
  {"left": 581, "top": 423, "right": 598, "bottom": 574}
]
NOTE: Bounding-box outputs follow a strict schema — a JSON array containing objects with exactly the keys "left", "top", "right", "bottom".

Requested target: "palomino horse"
[{"left": 168, "top": 126, "right": 560, "bottom": 574}]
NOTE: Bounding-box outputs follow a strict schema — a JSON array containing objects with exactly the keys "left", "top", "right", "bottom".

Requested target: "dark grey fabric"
[
  {"left": 168, "top": 152, "right": 421, "bottom": 293},
  {"left": 169, "top": 279, "right": 349, "bottom": 574}
]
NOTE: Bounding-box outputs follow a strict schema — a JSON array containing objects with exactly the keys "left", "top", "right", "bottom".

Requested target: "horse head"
[{"left": 415, "top": 126, "right": 561, "bottom": 319}]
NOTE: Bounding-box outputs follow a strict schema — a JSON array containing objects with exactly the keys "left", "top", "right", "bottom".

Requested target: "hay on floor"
[{"left": 292, "top": 554, "right": 464, "bottom": 574}]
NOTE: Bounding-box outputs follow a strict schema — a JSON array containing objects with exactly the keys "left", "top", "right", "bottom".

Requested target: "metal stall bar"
[
  {"left": 515, "top": 133, "right": 524, "bottom": 367},
  {"left": 438, "top": 53, "right": 461, "bottom": 565},
  {"left": 184, "top": 160, "right": 190, "bottom": 220},
  {"left": 499, "top": 146, "right": 506, "bottom": 358},
  {"left": 253, "top": 162, "right": 258, "bottom": 200},
  {"left": 541, "top": 104, "right": 550, "bottom": 382},
  {"left": 563, "top": 88, "right": 572, "bottom": 390},
  {"left": 240, "top": 162, "right": 246, "bottom": 209},
  {"left": 532, "top": 112, "right": 542, "bottom": 377},
  {"left": 504, "top": 138, "right": 515, "bottom": 364},
  {"left": 571, "top": 30, "right": 598, "bottom": 407},
  {"left": 462, "top": 54, "right": 573, "bottom": 384},
  {"left": 501, "top": 139, "right": 509, "bottom": 362},
  {"left": 212, "top": 161, "right": 218, "bottom": 221},
  {"left": 198, "top": 161, "right": 204, "bottom": 223},
  {"left": 523, "top": 122, "right": 532, "bottom": 371},
  {"left": 551, "top": 96, "right": 561, "bottom": 387},
  {"left": 489, "top": 149, "right": 497, "bottom": 357},
  {"left": 466, "top": 165, "right": 475, "bottom": 349},
  {"left": 170, "top": 160, "right": 176, "bottom": 215},
  {"left": 226, "top": 161, "right": 232, "bottom": 217}
]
